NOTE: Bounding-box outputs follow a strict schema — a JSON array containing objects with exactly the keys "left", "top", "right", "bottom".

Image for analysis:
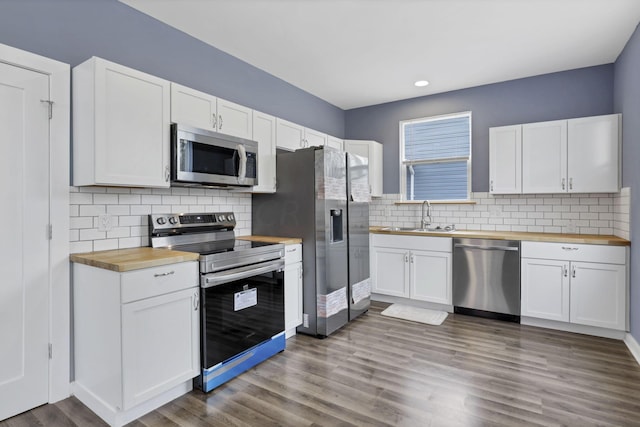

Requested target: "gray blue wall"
[
  {"left": 345, "top": 66, "right": 614, "bottom": 194},
  {"left": 614, "top": 23, "right": 640, "bottom": 342},
  {"left": 0, "top": 0, "right": 345, "bottom": 137}
]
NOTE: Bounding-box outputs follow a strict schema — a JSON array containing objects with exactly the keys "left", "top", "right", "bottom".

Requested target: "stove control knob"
[
  {"left": 228, "top": 214, "right": 234, "bottom": 221},
  {"left": 156, "top": 217, "right": 167, "bottom": 225},
  {"left": 168, "top": 216, "right": 178, "bottom": 225},
  {"left": 219, "top": 214, "right": 226, "bottom": 221}
]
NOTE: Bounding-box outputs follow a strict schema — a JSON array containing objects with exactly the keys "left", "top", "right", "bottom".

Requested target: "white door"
[
  {"left": 326, "top": 136, "right": 343, "bottom": 150},
  {"left": 284, "top": 262, "right": 303, "bottom": 333},
  {"left": 276, "top": 118, "right": 304, "bottom": 151},
  {"left": 251, "top": 111, "right": 277, "bottom": 193},
  {"left": 521, "top": 258, "right": 569, "bottom": 322},
  {"left": 371, "top": 247, "right": 409, "bottom": 297},
  {"left": 0, "top": 63, "right": 50, "bottom": 420},
  {"left": 567, "top": 114, "right": 620, "bottom": 193},
  {"left": 569, "top": 262, "right": 626, "bottom": 330},
  {"left": 170, "top": 82, "right": 217, "bottom": 131},
  {"left": 216, "top": 98, "right": 253, "bottom": 139},
  {"left": 409, "top": 250, "right": 451, "bottom": 305},
  {"left": 489, "top": 125, "right": 521, "bottom": 194},
  {"left": 303, "top": 128, "right": 327, "bottom": 148},
  {"left": 522, "top": 120, "right": 567, "bottom": 193}
]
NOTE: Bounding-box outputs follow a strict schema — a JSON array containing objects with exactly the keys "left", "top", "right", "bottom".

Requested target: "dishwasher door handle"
[{"left": 454, "top": 243, "right": 519, "bottom": 252}]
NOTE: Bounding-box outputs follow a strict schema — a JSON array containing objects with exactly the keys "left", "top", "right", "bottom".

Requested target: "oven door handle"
[{"left": 202, "top": 259, "right": 285, "bottom": 288}]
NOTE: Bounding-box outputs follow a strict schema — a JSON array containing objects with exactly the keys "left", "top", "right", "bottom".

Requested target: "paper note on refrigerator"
[
  {"left": 317, "top": 286, "right": 348, "bottom": 318},
  {"left": 351, "top": 277, "right": 371, "bottom": 305}
]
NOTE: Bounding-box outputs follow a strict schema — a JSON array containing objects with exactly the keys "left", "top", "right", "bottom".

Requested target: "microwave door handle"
[{"left": 237, "top": 144, "right": 247, "bottom": 182}]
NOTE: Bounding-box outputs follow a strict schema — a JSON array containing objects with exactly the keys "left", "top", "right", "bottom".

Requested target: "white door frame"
[{"left": 0, "top": 43, "right": 70, "bottom": 403}]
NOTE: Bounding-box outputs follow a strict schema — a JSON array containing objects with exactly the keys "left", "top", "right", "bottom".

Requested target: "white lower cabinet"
[
  {"left": 521, "top": 241, "right": 627, "bottom": 331},
  {"left": 73, "top": 261, "right": 200, "bottom": 427},
  {"left": 284, "top": 244, "right": 303, "bottom": 337},
  {"left": 371, "top": 234, "right": 451, "bottom": 305}
]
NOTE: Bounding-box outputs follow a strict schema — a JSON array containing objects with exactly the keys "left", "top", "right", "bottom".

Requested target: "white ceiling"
[{"left": 120, "top": 0, "right": 640, "bottom": 110}]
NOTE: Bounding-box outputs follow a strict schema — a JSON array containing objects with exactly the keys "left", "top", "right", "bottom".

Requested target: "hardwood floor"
[{"left": 3, "top": 301, "right": 640, "bottom": 426}]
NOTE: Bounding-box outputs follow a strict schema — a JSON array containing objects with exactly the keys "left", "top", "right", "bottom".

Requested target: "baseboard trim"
[
  {"left": 625, "top": 333, "right": 640, "bottom": 366},
  {"left": 521, "top": 317, "right": 626, "bottom": 340}
]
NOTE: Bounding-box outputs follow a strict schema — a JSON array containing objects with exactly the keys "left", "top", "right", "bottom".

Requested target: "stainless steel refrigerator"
[{"left": 252, "top": 146, "right": 371, "bottom": 337}]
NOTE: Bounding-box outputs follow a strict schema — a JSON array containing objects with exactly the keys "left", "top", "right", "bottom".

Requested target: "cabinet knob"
[
  {"left": 561, "top": 178, "right": 566, "bottom": 190},
  {"left": 490, "top": 180, "right": 494, "bottom": 192},
  {"left": 194, "top": 291, "right": 199, "bottom": 311},
  {"left": 164, "top": 165, "right": 170, "bottom": 182},
  {"left": 218, "top": 114, "right": 223, "bottom": 130},
  {"left": 569, "top": 177, "right": 573, "bottom": 190},
  {"left": 563, "top": 265, "right": 568, "bottom": 277},
  {"left": 212, "top": 114, "right": 217, "bottom": 128},
  {"left": 572, "top": 266, "right": 576, "bottom": 278},
  {"left": 404, "top": 253, "right": 409, "bottom": 263}
]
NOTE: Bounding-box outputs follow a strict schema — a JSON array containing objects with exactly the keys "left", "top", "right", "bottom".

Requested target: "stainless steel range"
[{"left": 149, "top": 212, "right": 286, "bottom": 393}]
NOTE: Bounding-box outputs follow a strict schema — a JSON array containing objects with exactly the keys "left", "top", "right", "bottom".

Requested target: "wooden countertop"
[
  {"left": 369, "top": 226, "right": 630, "bottom": 246},
  {"left": 70, "top": 247, "right": 200, "bottom": 272},
  {"left": 236, "top": 235, "right": 302, "bottom": 245}
]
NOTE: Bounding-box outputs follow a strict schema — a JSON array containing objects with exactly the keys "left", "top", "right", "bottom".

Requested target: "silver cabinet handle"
[
  {"left": 561, "top": 247, "right": 579, "bottom": 251},
  {"left": 410, "top": 254, "right": 414, "bottom": 263},
  {"left": 404, "top": 253, "right": 409, "bottom": 263},
  {"left": 154, "top": 270, "right": 174, "bottom": 277},
  {"left": 563, "top": 265, "right": 568, "bottom": 277},
  {"left": 164, "top": 165, "right": 170, "bottom": 182},
  {"left": 569, "top": 177, "right": 573, "bottom": 190},
  {"left": 212, "top": 114, "right": 217, "bottom": 129},
  {"left": 561, "top": 178, "right": 566, "bottom": 190},
  {"left": 218, "top": 114, "right": 223, "bottom": 130},
  {"left": 203, "top": 259, "right": 284, "bottom": 288},
  {"left": 572, "top": 265, "right": 576, "bottom": 278},
  {"left": 490, "top": 180, "right": 494, "bottom": 192},
  {"left": 194, "top": 291, "right": 199, "bottom": 311}
]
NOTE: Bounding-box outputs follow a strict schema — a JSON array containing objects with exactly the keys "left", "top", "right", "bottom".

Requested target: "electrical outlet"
[{"left": 98, "top": 214, "right": 113, "bottom": 232}]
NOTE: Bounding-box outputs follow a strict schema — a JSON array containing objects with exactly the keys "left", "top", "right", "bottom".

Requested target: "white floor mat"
[{"left": 380, "top": 304, "right": 448, "bottom": 326}]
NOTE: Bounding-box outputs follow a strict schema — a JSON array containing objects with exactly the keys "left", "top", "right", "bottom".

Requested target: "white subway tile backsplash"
[
  {"left": 371, "top": 189, "right": 630, "bottom": 239},
  {"left": 69, "top": 186, "right": 252, "bottom": 253}
]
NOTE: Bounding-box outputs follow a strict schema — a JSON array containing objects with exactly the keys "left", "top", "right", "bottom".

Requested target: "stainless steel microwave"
[{"left": 171, "top": 124, "right": 258, "bottom": 187}]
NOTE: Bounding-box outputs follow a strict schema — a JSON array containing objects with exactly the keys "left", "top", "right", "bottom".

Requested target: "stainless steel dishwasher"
[{"left": 452, "top": 238, "right": 521, "bottom": 322}]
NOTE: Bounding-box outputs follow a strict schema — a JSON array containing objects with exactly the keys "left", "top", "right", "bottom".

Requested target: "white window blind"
[{"left": 401, "top": 112, "right": 471, "bottom": 200}]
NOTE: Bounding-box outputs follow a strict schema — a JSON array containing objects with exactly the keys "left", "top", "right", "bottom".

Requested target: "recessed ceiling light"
[{"left": 414, "top": 80, "right": 429, "bottom": 87}]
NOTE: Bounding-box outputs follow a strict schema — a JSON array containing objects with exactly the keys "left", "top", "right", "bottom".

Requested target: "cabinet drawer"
[
  {"left": 521, "top": 241, "right": 626, "bottom": 264},
  {"left": 121, "top": 261, "right": 198, "bottom": 303},
  {"left": 284, "top": 244, "right": 302, "bottom": 264}
]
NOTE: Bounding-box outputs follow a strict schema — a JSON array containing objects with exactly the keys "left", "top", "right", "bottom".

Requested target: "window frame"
[{"left": 399, "top": 111, "right": 472, "bottom": 202}]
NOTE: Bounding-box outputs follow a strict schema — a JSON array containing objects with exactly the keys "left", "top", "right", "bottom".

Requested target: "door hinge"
[
  {"left": 48, "top": 224, "right": 53, "bottom": 240},
  {"left": 41, "top": 99, "right": 54, "bottom": 119},
  {"left": 48, "top": 343, "right": 52, "bottom": 359}
]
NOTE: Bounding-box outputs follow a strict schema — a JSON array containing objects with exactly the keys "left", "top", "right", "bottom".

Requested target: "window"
[{"left": 400, "top": 112, "right": 471, "bottom": 201}]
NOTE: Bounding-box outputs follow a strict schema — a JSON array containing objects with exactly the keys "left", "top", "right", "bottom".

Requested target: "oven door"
[
  {"left": 172, "top": 124, "right": 258, "bottom": 186},
  {"left": 200, "top": 259, "right": 285, "bottom": 369}
]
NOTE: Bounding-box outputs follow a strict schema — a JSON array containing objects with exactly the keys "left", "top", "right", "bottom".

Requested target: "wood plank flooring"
[{"left": 3, "top": 301, "right": 640, "bottom": 426}]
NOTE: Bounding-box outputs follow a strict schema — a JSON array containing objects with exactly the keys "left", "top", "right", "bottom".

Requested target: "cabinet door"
[
  {"left": 284, "top": 262, "right": 303, "bottom": 334},
  {"left": 304, "top": 128, "right": 327, "bottom": 148},
  {"left": 570, "top": 262, "right": 626, "bottom": 330},
  {"left": 521, "top": 258, "right": 569, "bottom": 322},
  {"left": 93, "top": 58, "right": 171, "bottom": 187},
  {"left": 216, "top": 98, "right": 253, "bottom": 139},
  {"left": 371, "top": 247, "right": 409, "bottom": 297},
  {"left": 489, "top": 125, "right": 521, "bottom": 194},
  {"left": 326, "top": 135, "right": 344, "bottom": 151},
  {"left": 249, "top": 111, "right": 277, "bottom": 193},
  {"left": 522, "top": 120, "right": 567, "bottom": 193},
  {"left": 121, "top": 287, "right": 200, "bottom": 409},
  {"left": 344, "top": 140, "right": 384, "bottom": 197},
  {"left": 276, "top": 118, "right": 305, "bottom": 151},
  {"left": 567, "top": 114, "right": 620, "bottom": 193},
  {"left": 170, "top": 83, "right": 217, "bottom": 131},
  {"left": 409, "top": 250, "right": 451, "bottom": 304}
]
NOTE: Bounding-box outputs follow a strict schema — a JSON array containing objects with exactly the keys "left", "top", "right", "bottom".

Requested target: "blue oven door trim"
[{"left": 196, "top": 332, "right": 285, "bottom": 392}]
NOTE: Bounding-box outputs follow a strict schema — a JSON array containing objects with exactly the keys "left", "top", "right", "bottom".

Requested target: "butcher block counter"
[
  {"left": 369, "top": 226, "right": 630, "bottom": 246},
  {"left": 237, "top": 235, "right": 302, "bottom": 245},
  {"left": 69, "top": 247, "right": 199, "bottom": 272}
]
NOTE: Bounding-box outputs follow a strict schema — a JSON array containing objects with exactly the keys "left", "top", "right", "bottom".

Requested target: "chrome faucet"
[{"left": 421, "top": 200, "right": 432, "bottom": 229}]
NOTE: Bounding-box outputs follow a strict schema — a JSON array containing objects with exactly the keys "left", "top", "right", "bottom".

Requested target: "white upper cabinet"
[
  {"left": 170, "top": 83, "right": 253, "bottom": 139},
  {"left": 249, "top": 111, "right": 277, "bottom": 193},
  {"left": 489, "top": 125, "right": 522, "bottom": 194},
  {"left": 344, "top": 139, "right": 384, "bottom": 197},
  {"left": 326, "top": 135, "right": 344, "bottom": 151},
  {"left": 567, "top": 114, "right": 620, "bottom": 193},
  {"left": 303, "top": 127, "right": 327, "bottom": 148},
  {"left": 522, "top": 120, "right": 567, "bottom": 193},
  {"left": 276, "top": 118, "right": 305, "bottom": 151},
  {"left": 73, "top": 57, "right": 171, "bottom": 188},
  {"left": 489, "top": 114, "right": 621, "bottom": 194}
]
